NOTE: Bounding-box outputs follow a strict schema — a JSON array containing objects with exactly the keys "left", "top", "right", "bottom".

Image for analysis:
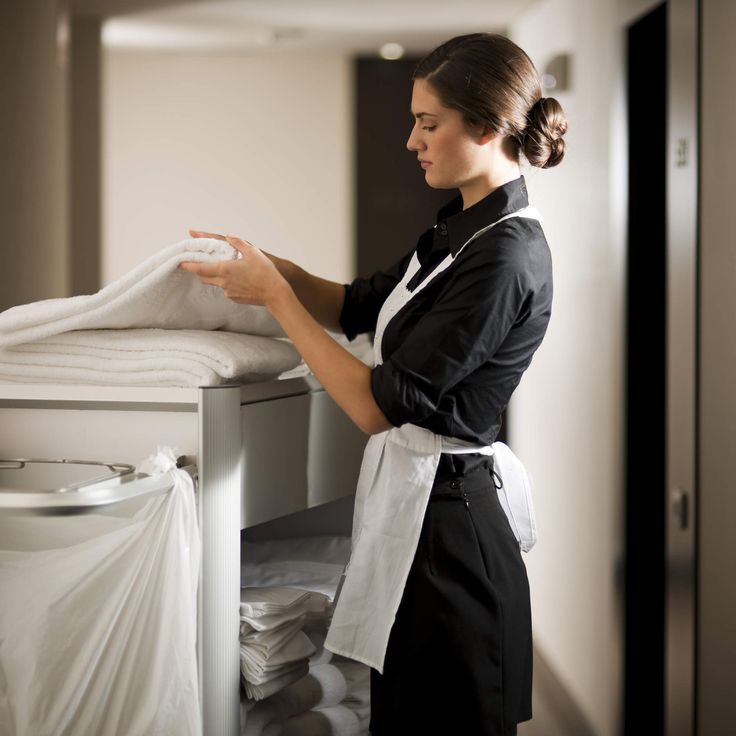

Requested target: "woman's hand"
[{"left": 179, "top": 234, "right": 290, "bottom": 310}]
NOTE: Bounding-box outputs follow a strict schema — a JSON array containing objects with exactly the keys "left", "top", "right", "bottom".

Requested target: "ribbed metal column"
[{"left": 198, "top": 386, "right": 242, "bottom": 735}]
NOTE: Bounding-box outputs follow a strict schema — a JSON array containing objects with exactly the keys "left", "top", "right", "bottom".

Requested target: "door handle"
[{"left": 671, "top": 488, "right": 689, "bottom": 530}]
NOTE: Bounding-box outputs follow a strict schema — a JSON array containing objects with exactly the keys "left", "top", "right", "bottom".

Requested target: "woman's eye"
[{"left": 422, "top": 125, "right": 436, "bottom": 131}]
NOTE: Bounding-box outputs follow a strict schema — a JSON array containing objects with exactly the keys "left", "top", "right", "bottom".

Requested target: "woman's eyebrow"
[{"left": 412, "top": 111, "right": 439, "bottom": 119}]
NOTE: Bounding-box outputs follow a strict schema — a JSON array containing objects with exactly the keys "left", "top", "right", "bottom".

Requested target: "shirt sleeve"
[
  {"left": 370, "top": 225, "right": 536, "bottom": 428},
  {"left": 338, "top": 246, "right": 415, "bottom": 341}
]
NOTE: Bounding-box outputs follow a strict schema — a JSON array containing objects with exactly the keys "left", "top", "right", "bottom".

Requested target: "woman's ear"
[{"left": 477, "top": 124, "right": 497, "bottom": 145}]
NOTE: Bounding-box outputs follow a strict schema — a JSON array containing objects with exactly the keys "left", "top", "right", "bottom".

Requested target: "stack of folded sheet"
[
  {"left": 239, "top": 587, "right": 328, "bottom": 701},
  {"left": 240, "top": 536, "right": 370, "bottom": 735},
  {"left": 0, "top": 238, "right": 303, "bottom": 386}
]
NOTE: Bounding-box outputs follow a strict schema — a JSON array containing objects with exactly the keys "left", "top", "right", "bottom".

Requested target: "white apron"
[{"left": 324, "top": 205, "right": 542, "bottom": 672}]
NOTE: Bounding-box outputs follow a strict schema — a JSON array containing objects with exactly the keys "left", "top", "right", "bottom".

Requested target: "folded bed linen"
[
  {"left": 0, "top": 238, "right": 283, "bottom": 349},
  {"left": 241, "top": 630, "right": 317, "bottom": 681},
  {"left": 241, "top": 587, "right": 329, "bottom": 621},
  {"left": 0, "top": 329, "right": 301, "bottom": 386},
  {"left": 244, "top": 661, "right": 310, "bottom": 702},
  {"left": 241, "top": 664, "right": 348, "bottom": 736},
  {"left": 280, "top": 706, "right": 360, "bottom": 736},
  {"left": 241, "top": 614, "right": 306, "bottom": 648}
]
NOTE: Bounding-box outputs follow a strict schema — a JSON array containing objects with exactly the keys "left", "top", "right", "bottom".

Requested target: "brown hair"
[{"left": 413, "top": 33, "right": 568, "bottom": 169}]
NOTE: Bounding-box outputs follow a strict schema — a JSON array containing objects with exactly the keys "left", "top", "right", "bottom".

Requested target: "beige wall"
[
  {"left": 508, "top": 1, "right": 661, "bottom": 734},
  {"left": 699, "top": 0, "right": 736, "bottom": 732},
  {"left": 0, "top": 0, "right": 69, "bottom": 311},
  {"left": 102, "top": 49, "right": 353, "bottom": 285}
]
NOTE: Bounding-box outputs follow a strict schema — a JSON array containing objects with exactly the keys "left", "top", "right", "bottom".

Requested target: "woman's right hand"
[{"left": 188, "top": 228, "right": 345, "bottom": 332}]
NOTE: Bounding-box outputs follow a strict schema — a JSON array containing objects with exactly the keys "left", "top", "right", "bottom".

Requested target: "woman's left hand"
[{"left": 179, "top": 235, "right": 289, "bottom": 309}]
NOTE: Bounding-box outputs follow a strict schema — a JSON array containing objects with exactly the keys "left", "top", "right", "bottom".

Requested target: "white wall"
[
  {"left": 508, "top": 1, "right": 660, "bottom": 734},
  {"left": 103, "top": 48, "right": 353, "bottom": 285}
]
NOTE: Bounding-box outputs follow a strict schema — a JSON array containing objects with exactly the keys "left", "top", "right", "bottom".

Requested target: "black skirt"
[{"left": 369, "top": 459, "right": 533, "bottom": 736}]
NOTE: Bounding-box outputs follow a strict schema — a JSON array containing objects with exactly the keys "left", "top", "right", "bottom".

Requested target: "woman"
[{"left": 182, "top": 32, "right": 566, "bottom": 736}]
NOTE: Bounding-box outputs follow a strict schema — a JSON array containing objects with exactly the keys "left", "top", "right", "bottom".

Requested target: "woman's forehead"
[{"left": 410, "top": 79, "right": 444, "bottom": 117}]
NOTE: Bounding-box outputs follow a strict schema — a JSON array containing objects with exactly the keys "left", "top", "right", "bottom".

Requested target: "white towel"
[
  {"left": 0, "top": 238, "right": 283, "bottom": 348},
  {"left": 241, "top": 561, "right": 346, "bottom": 603},
  {"left": 241, "top": 631, "right": 316, "bottom": 681},
  {"left": 241, "top": 614, "right": 305, "bottom": 651},
  {"left": 242, "top": 661, "right": 348, "bottom": 732},
  {"left": 0, "top": 329, "right": 301, "bottom": 386},
  {"left": 241, "top": 588, "right": 330, "bottom": 628},
  {"left": 242, "top": 699, "right": 281, "bottom": 736},
  {"left": 241, "top": 612, "right": 307, "bottom": 637},
  {"left": 241, "top": 587, "right": 315, "bottom": 618},
  {"left": 280, "top": 706, "right": 359, "bottom": 736},
  {"left": 330, "top": 658, "right": 370, "bottom": 735}
]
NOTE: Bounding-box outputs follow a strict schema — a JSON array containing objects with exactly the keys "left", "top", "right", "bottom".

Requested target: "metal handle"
[
  {"left": 671, "top": 488, "right": 690, "bottom": 530},
  {"left": 0, "top": 469, "right": 178, "bottom": 516}
]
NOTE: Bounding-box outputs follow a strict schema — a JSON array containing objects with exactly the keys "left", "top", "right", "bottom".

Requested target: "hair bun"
[{"left": 523, "top": 97, "right": 568, "bottom": 169}]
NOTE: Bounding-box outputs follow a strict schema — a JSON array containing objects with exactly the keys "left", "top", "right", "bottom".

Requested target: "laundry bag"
[{"left": 0, "top": 449, "right": 201, "bottom": 736}]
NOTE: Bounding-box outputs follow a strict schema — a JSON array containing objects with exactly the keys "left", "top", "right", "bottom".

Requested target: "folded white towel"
[
  {"left": 244, "top": 661, "right": 310, "bottom": 701},
  {"left": 241, "top": 614, "right": 305, "bottom": 653},
  {"left": 272, "top": 663, "right": 347, "bottom": 714},
  {"left": 242, "top": 699, "right": 281, "bottom": 736},
  {"left": 241, "top": 611, "right": 307, "bottom": 637},
  {"left": 241, "top": 587, "right": 314, "bottom": 617},
  {"left": 241, "top": 561, "right": 346, "bottom": 603},
  {"left": 330, "top": 658, "right": 370, "bottom": 735},
  {"left": 241, "top": 588, "right": 330, "bottom": 625},
  {"left": 281, "top": 706, "right": 359, "bottom": 736},
  {"left": 0, "top": 238, "right": 283, "bottom": 348},
  {"left": 0, "top": 329, "right": 301, "bottom": 386},
  {"left": 241, "top": 630, "right": 316, "bottom": 681}
]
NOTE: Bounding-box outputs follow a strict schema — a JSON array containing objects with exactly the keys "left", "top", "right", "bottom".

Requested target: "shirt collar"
[{"left": 434, "top": 175, "right": 530, "bottom": 256}]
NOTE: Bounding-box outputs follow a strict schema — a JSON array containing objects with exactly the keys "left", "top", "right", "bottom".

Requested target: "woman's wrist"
[
  {"left": 268, "top": 253, "right": 301, "bottom": 287},
  {"left": 265, "top": 275, "right": 297, "bottom": 316}
]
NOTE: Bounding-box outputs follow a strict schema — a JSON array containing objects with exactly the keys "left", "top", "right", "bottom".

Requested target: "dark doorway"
[
  {"left": 354, "top": 56, "right": 510, "bottom": 443},
  {"left": 624, "top": 4, "right": 667, "bottom": 734}
]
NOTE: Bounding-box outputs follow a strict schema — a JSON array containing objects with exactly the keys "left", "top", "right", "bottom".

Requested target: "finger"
[
  {"left": 189, "top": 229, "right": 227, "bottom": 241},
  {"left": 178, "top": 261, "right": 221, "bottom": 277},
  {"left": 225, "top": 235, "right": 255, "bottom": 256}
]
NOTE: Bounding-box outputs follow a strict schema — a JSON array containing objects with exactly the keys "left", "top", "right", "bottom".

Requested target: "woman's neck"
[{"left": 461, "top": 161, "right": 521, "bottom": 211}]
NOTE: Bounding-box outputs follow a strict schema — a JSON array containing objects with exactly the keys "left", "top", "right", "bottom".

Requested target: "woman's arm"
[
  {"left": 267, "top": 284, "right": 392, "bottom": 435},
  {"left": 189, "top": 229, "right": 345, "bottom": 332},
  {"left": 180, "top": 234, "right": 393, "bottom": 436},
  {"left": 275, "top": 259, "right": 346, "bottom": 334}
]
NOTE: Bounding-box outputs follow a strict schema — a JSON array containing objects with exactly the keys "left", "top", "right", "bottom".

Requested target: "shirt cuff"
[
  {"left": 338, "top": 284, "right": 361, "bottom": 342},
  {"left": 370, "top": 360, "right": 436, "bottom": 428}
]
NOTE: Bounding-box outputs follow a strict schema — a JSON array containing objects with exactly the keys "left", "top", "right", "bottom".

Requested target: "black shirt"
[{"left": 339, "top": 175, "right": 553, "bottom": 480}]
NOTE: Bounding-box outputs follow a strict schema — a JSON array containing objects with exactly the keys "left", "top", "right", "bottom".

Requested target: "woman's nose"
[{"left": 406, "top": 126, "right": 423, "bottom": 152}]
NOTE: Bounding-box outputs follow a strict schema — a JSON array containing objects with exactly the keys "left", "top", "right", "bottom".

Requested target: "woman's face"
[{"left": 406, "top": 78, "right": 491, "bottom": 199}]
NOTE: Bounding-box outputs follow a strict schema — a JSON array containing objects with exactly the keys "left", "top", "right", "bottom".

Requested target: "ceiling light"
[{"left": 379, "top": 42, "right": 404, "bottom": 60}]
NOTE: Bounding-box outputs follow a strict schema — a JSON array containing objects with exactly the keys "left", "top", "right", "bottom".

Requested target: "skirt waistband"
[{"left": 430, "top": 460, "right": 497, "bottom": 499}]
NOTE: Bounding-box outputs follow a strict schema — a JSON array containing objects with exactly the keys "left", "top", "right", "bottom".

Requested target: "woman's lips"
[{"left": 420, "top": 161, "right": 431, "bottom": 169}]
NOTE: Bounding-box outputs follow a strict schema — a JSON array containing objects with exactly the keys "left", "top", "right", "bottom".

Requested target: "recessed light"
[{"left": 379, "top": 42, "right": 404, "bottom": 60}]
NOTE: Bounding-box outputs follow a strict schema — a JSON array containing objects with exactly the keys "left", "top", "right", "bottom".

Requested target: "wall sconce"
[{"left": 541, "top": 53, "right": 571, "bottom": 92}]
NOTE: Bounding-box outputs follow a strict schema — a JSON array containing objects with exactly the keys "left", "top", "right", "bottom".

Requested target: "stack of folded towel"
[
  {"left": 239, "top": 587, "right": 328, "bottom": 700},
  {"left": 240, "top": 660, "right": 358, "bottom": 736},
  {"left": 0, "top": 239, "right": 302, "bottom": 386},
  {"left": 240, "top": 536, "right": 371, "bottom": 735}
]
